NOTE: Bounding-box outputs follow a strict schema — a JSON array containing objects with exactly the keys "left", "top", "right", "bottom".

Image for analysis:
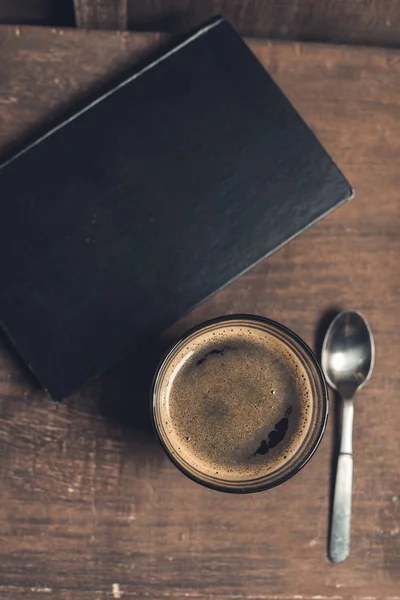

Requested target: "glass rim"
[{"left": 151, "top": 314, "right": 328, "bottom": 493}]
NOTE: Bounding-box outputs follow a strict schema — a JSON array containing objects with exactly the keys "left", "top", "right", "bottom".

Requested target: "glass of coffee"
[{"left": 152, "top": 315, "right": 328, "bottom": 493}]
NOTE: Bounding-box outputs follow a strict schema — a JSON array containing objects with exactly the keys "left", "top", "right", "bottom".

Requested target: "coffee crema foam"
[{"left": 158, "top": 321, "right": 313, "bottom": 481}]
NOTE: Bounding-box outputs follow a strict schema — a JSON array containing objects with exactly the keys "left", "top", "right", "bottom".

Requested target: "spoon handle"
[{"left": 329, "top": 398, "right": 354, "bottom": 563}]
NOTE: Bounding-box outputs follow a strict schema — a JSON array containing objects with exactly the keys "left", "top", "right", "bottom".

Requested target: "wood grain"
[
  {"left": 0, "top": 0, "right": 75, "bottom": 27},
  {"left": 126, "top": 0, "right": 400, "bottom": 46},
  {"left": 73, "top": 0, "right": 400, "bottom": 46},
  {"left": 1, "top": 0, "right": 399, "bottom": 46},
  {"left": 74, "top": 0, "right": 127, "bottom": 29},
  {"left": 0, "top": 25, "right": 399, "bottom": 600}
]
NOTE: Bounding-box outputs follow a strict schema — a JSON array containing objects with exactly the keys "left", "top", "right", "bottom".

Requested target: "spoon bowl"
[{"left": 322, "top": 310, "right": 375, "bottom": 399}]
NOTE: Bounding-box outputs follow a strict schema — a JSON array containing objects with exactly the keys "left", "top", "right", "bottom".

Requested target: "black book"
[{"left": 0, "top": 18, "right": 352, "bottom": 399}]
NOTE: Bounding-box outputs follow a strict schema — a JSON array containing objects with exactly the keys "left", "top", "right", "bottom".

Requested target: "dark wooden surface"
[
  {"left": 74, "top": 0, "right": 127, "bottom": 29},
  {"left": 73, "top": 0, "right": 400, "bottom": 47},
  {"left": 0, "top": 0, "right": 74, "bottom": 26},
  {"left": 0, "top": 25, "right": 399, "bottom": 600},
  {"left": 71, "top": 0, "right": 400, "bottom": 47},
  {"left": 1, "top": 1, "right": 400, "bottom": 46},
  {"left": 125, "top": 0, "right": 400, "bottom": 46}
]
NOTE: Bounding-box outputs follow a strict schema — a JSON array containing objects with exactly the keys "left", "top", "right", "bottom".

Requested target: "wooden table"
[
  {"left": 0, "top": 26, "right": 399, "bottom": 600},
  {"left": 2, "top": 0, "right": 400, "bottom": 45}
]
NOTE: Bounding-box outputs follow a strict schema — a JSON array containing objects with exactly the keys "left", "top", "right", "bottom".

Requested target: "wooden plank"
[
  {"left": 74, "top": 0, "right": 127, "bottom": 29},
  {"left": 126, "top": 0, "right": 400, "bottom": 46},
  {"left": 0, "top": 25, "right": 399, "bottom": 600},
  {"left": 0, "top": 0, "right": 74, "bottom": 27},
  {"left": 1, "top": 0, "right": 399, "bottom": 46}
]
